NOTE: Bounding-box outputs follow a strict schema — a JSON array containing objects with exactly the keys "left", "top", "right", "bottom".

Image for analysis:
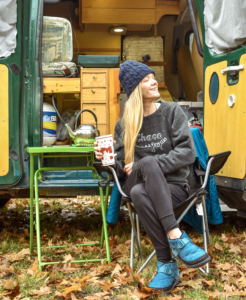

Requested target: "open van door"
[
  {"left": 0, "top": 1, "right": 23, "bottom": 187},
  {"left": 0, "top": 1, "right": 42, "bottom": 190},
  {"left": 193, "top": 0, "right": 246, "bottom": 213}
]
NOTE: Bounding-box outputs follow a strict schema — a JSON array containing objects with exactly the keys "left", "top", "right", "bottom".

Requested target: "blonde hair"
[{"left": 122, "top": 83, "right": 144, "bottom": 164}]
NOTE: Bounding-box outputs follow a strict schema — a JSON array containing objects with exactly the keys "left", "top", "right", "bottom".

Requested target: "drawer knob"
[
  {"left": 91, "top": 90, "right": 95, "bottom": 93},
  {"left": 93, "top": 106, "right": 96, "bottom": 110},
  {"left": 93, "top": 75, "right": 97, "bottom": 79}
]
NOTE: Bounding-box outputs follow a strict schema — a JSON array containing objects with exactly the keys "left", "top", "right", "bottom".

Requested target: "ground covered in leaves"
[{"left": 1, "top": 197, "right": 246, "bottom": 300}]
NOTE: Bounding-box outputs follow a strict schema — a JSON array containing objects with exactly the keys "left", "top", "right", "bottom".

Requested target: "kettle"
[{"left": 52, "top": 95, "right": 100, "bottom": 145}]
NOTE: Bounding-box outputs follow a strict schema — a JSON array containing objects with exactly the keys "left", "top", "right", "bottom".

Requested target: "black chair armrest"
[
  {"left": 207, "top": 151, "right": 231, "bottom": 175},
  {"left": 93, "top": 162, "right": 129, "bottom": 198},
  {"left": 93, "top": 162, "right": 115, "bottom": 182}
]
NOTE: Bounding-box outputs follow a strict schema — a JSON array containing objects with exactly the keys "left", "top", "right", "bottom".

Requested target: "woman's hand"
[
  {"left": 94, "top": 140, "right": 116, "bottom": 160},
  {"left": 124, "top": 162, "right": 134, "bottom": 176}
]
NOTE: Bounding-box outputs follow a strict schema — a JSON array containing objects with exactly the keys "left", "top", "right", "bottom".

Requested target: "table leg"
[
  {"left": 34, "top": 170, "right": 42, "bottom": 271},
  {"left": 38, "top": 154, "right": 42, "bottom": 180},
  {"left": 29, "top": 154, "right": 34, "bottom": 254},
  {"left": 99, "top": 182, "right": 110, "bottom": 263},
  {"left": 100, "top": 184, "right": 110, "bottom": 247}
]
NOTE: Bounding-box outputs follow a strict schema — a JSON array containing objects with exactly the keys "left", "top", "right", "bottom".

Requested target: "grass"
[{"left": 1, "top": 198, "right": 246, "bottom": 300}]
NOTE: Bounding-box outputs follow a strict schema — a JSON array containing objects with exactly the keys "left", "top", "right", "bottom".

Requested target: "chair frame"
[{"left": 94, "top": 151, "right": 230, "bottom": 275}]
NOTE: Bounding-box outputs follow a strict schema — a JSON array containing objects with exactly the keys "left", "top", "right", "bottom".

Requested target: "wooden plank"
[
  {"left": 83, "top": 23, "right": 152, "bottom": 32},
  {"left": 156, "top": 0, "right": 179, "bottom": 6},
  {"left": 106, "top": 70, "right": 110, "bottom": 134},
  {"left": 109, "top": 69, "right": 120, "bottom": 136},
  {"left": 109, "top": 69, "right": 120, "bottom": 135},
  {"left": 74, "top": 48, "right": 121, "bottom": 53},
  {"left": 155, "top": 4, "right": 180, "bottom": 23},
  {"left": 204, "top": 57, "right": 246, "bottom": 179},
  {"left": 83, "top": 8, "right": 155, "bottom": 24},
  {"left": 82, "top": 100, "right": 107, "bottom": 103},
  {"left": 82, "top": 0, "right": 155, "bottom": 9},
  {"left": 43, "top": 78, "right": 80, "bottom": 93},
  {"left": 0, "top": 65, "right": 9, "bottom": 176}
]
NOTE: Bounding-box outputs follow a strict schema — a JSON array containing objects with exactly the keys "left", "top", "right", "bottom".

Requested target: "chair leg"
[
  {"left": 137, "top": 250, "right": 156, "bottom": 274},
  {"left": 130, "top": 217, "right": 134, "bottom": 269},
  {"left": 202, "top": 209, "right": 209, "bottom": 274},
  {"left": 136, "top": 215, "right": 142, "bottom": 261},
  {"left": 202, "top": 196, "right": 211, "bottom": 246},
  {"left": 127, "top": 203, "right": 142, "bottom": 258}
]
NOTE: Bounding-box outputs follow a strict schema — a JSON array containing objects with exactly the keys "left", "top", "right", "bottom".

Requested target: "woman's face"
[{"left": 141, "top": 73, "right": 160, "bottom": 100}]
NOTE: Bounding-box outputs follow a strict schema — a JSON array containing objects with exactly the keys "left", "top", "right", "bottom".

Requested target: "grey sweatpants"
[{"left": 123, "top": 156, "right": 189, "bottom": 262}]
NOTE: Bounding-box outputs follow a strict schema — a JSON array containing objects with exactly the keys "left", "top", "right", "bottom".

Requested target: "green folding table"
[{"left": 27, "top": 145, "right": 110, "bottom": 271}]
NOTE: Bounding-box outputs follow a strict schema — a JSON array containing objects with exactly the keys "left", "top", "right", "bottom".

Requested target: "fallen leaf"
[
  {"left": 60, "top": 279, "right": 73, "bottom": 286},
  {"left": 84, "top": 291, "right": 112, "bottom": 300},
  {"left": 2, "top": 297, "right": 11, "bottom": 300},
  {"left": 237, "top": 276, "right": 246, "bottom": 290},
  {"left": 111, "top": 263, "right": 122, "bottom": 278},
  {"left": 214, "top": 242, "right": 223, "bottom": 251},
  {"left": 132, "top": 286, "right": 162, "bottom": 299},
  {"left": 224, "top": 284, "right": 233, "bottom": 292},
  {"left": 59, "top": 285, "right": 82, "bottom": 295},
  {"left": 9, "top": 248, "right": 29, "bottom": 262},
  {"left": 228, "top": 244, "right": 242, "bottom": 254},
  {"left": 0, "top": 264, "right": 14, "bottom": 278},
  {"left": 220, "top": 233, "right": 228, "bottom": 242},
  {"left": 109, "top": 236, "right": 119, "bottom": 248},
  {"left": 203, "top": 279, "right": 215, "bottom": 286},
  {"left": 204, "top": 290, "right": 246, "bottom": 297},
  {"left": 28, "top": 286, "right": 52, "bottom": 296},
  {"left": 3, "top": 286, "right": 20, "bottom": 299},
  {"left": 166, "top": 295, "right": 183, "bottom": 300},
  {"left": 216, "top": 262, "right": 232, "bottom": 270},
  {"left": 55, "top": 291, "right": 74, "bottom": 299},
  {"left": 179, "top": 267, "right": 196, "bottom": 277},
  {"left": 125, "top": 240, "right": 131, "bottom": 246},
  {"left": 207, "top": 245, "right": 215, "bottom": 261},
  {"left": 94, "top": 279, "right": 115, "bottom": 291},
  {"left": 178, "top": 278, "right": 203, "bottom": 287},
  {"left": 4, "top": 279, "right": 18, "bottom": 290},
  {"left": 64, "top": 254, "right": 75, "bottom": 262}
]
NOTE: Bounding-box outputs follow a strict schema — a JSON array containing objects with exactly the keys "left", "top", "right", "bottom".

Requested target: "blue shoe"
[
  {"left": 148, "top": 260, "right": 180, "bottom": 293},
  {"left": 168, "top": 231, "right": 210, "bottom": 268}
]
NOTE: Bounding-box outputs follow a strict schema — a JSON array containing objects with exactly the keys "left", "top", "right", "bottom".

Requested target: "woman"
[{"left": 94, "top": 60, "right": 210, "bottom": 293}]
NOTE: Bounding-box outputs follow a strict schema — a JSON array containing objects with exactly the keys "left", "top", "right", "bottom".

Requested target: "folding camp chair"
[{"left": 93, "top": 151, "right": 231, "bottom": 274}]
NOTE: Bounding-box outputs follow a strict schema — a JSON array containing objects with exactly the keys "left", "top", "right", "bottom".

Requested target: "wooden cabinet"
[{"left": 80, "top": 68, "right": 120, "bottom": 137}]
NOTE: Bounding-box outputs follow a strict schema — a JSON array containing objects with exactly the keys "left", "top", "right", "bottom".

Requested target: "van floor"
[{"left": 0, "top": 198, "right": 246, "bottom": 299}]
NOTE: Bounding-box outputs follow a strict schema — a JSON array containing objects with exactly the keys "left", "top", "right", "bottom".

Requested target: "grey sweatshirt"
[{"left": 113, "top": 100, "right": 196, "bottom": 185}]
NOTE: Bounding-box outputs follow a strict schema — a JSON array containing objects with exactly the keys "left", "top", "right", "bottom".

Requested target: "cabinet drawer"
[
  {"left": 82, "top": 104, "right": 107, "bottom": 123},
  {"left": 82, "top": 72, "right": 106, "bottom": 87},
  {"left": 82, "top": 88, "right": 107, "bottom": 101},
  {"left": 98, "top": 125, "right": 107, "bottom": 136}
]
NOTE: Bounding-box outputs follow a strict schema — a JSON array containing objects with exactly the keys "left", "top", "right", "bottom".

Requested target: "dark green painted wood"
[{"left": 0, "top": 1, "right": 23, "bottom": 185}]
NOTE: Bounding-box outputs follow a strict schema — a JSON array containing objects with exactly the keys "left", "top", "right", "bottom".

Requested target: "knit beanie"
[{"left": 119, "top": 60, "right": 155, "bottom": 98}]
